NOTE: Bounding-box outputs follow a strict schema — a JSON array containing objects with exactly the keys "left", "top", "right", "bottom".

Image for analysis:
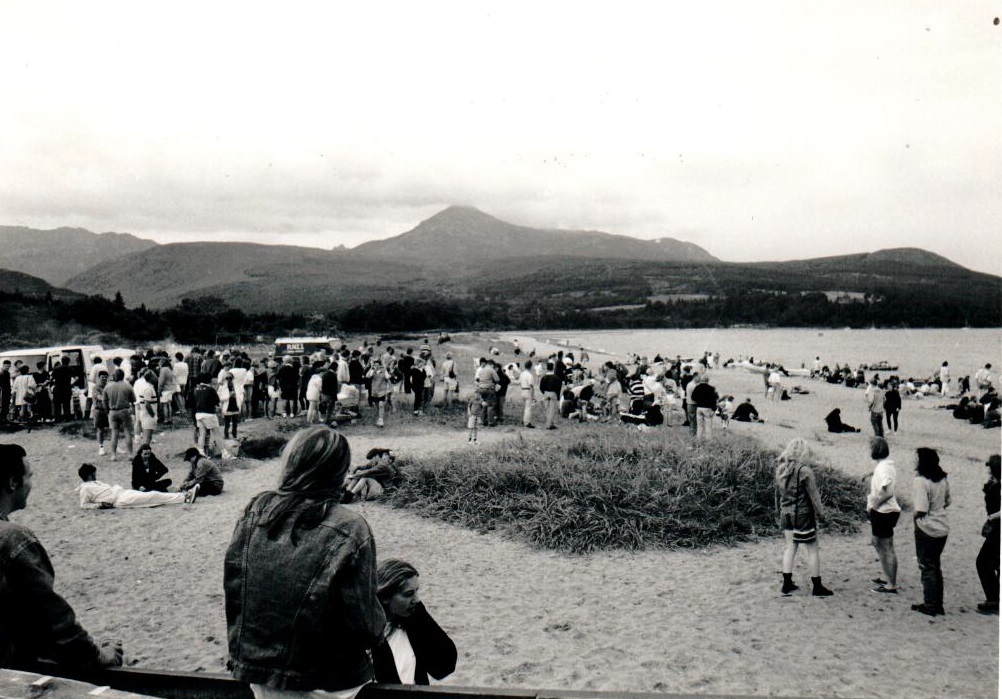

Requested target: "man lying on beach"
[
  {"left": 0, "top": 444, "right": 124, "bottom": 668},
  {"left": 77, "top": 463, "right": 197, "bottom": 508}
]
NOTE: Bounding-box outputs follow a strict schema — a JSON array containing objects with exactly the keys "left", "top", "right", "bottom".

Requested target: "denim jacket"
[
  {"left": 0, "top": 516, "right": 102, "bottom": 668},
  {"left": 224, "top": 495, "right": 385, "bottom": 691}
]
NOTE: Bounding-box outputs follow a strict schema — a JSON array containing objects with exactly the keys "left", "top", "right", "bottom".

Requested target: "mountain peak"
[{"left": 351, "top": 206, "right": 718, "bottom": 265}]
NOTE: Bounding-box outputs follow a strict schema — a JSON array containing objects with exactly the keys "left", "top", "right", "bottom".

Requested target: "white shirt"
[
  {"left": 518, "top": 369, "right": 535, "bottom": 393},
  {"left": 386, "top": 627, "right": 417, "bottom": 685},
  {"left": 867, "top": 459, "right": 901, "bottom": 513}
]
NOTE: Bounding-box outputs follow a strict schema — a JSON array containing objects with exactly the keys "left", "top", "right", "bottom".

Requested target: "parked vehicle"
[
  {"left": 0, "top": 344, "right": 103, "bottom": 385},
  {"left": 273, "top": 336, "right": 338, "bottom": 357}
]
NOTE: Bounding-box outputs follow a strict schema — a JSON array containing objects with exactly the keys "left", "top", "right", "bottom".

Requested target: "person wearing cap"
[
  {"left": 180, "top": 447, "right": 224, "bottom": 497},
  {"left": 343, "top": 448, "right": 396, "bottom": 503},
  {"left": 977, "top": 454, "right": 1000, "bottom": 615}
]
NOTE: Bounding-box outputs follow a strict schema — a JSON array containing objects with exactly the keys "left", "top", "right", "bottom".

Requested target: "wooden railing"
[{"left": 4, "top": 663, "right": 821, "bottom": 699}]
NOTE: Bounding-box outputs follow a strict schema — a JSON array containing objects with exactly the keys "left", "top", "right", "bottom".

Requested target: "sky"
[{"left": 2, "top": 2, "right": 1000, "bottom": 274}]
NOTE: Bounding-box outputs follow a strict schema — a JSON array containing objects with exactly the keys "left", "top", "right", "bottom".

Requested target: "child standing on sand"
[{"left": 467, "top": 393, "right": 482, "bottom": 443}]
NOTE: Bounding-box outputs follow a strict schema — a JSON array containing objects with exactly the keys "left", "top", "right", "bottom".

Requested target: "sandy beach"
[{"left": 3, "top": 335, "right": 999, "bottom": 699}]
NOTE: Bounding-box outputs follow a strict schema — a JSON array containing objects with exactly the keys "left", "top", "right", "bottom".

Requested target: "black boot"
[
  {"left": 781, "top": 573, "right": 798, "bottom": 596},
  {"left": 811, "top": 576, "right": 833, "bottom": 596}
]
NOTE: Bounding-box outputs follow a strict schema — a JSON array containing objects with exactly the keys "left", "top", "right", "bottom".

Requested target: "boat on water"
[{"left": 861, "top": 361, "right": 899, "bottom": 371}]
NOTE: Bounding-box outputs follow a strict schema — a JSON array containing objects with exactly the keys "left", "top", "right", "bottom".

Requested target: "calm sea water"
[{"left": 505, "top": 328, "right": 1001, "bottom": 380}]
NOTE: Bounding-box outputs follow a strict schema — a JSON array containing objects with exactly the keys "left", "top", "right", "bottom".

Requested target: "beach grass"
[{"left": 386, "top": 428, "right": 868, "bottom": 553}]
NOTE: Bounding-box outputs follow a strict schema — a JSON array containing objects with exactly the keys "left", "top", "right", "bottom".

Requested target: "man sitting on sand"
[
  {"left": 0, "top": 444, "right": 124, "bottom": 668},
  {"left": 77, "top": 463, "right": 197, "bottom": 508},
  {"left": 180, "top": 447, "right": 225, "bottom": 496},
  {"left": 731, "top": 397, "right": 763, "bottom": 423}
]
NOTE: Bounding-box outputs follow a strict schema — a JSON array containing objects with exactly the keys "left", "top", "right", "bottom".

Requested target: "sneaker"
[
  {"left": 871, "top": 577, "right": 888, "bottom": 586},
  {"left": 871, "top": 585, "right": 898, "bottom": 594},
  {"left": 98, "top": 446, "right": 106, "bottom": 456},
  {"left": 524, "top": 424, "right": 536, "bottom": 429},
  {"left": 812, "top": 584, "right": 834, "bottom": 597},
  {"left": 781, "top": 581, "right": 799, "bottom": 596},
  {"left": 911, "top": 603, "right": 939, "bottom": 616},
  {"left": 184, "top": 484, "right": 200, "bottom": 505}
]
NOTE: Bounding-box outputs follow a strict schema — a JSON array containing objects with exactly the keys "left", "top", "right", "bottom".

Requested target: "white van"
[
  {"left": 0, "top": 344, "right": 104, "bottom": 385},
  {"left": 273, "top": 337, "right": 339, "bottom": 357}
]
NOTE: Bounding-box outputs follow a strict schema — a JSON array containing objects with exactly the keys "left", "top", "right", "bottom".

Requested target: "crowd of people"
[
  {"left": 0, "top": 337, "right": 998, "bottom": 695},
  {"left": 775, "top": 436, "right": 999, "bottom": 617},
  {"left": 0, "top": 428, "right": 456, "bottom": 697}
]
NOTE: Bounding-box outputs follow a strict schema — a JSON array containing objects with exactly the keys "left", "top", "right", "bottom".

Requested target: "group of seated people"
[
  {"left": 948, "top": 389, "right": 1001, "bottom": 429},
  {"left": 76, "top": 444, "right": 225, "bottom": 509}
]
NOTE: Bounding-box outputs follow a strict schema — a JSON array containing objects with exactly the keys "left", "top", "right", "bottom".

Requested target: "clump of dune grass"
[
  {"left": 239, "top": 434, "right": 289, "bottom": 460},
  {"left": 385, "top": 429, "right": 867, "bottom": 554}
]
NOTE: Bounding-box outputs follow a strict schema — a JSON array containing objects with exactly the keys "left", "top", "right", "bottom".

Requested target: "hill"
[
  {"left": 0, "top": 226, "right": 156, "bottom": 286},
  {"left": 63, "top": 241, "right": 426, "bottom": 313},
  {"left": 6, "top": 211, "right": 999, "bottom": 327},
  {"left": 350, "top": 206, "right": 718, "bottom": 266},
  {"left": 0, "top": 268, "right": 83, "bottom": 300}
]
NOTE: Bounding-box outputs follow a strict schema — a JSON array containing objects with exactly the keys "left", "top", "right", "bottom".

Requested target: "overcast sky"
[{"left": 2, "top": 2, "right": 1000, "bottom": 274}]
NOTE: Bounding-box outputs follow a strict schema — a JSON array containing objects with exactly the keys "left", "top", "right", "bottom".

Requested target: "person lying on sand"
[{"left": 78, "top": 463, "right": 197, "bottom": 509}]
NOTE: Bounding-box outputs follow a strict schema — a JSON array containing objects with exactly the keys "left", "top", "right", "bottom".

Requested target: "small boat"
[{"left": 861, "top": 361, "right": 899, "bottom": 371}]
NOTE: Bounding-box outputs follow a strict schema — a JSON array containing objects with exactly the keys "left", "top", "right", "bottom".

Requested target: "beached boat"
[{"left": 861, "top": 361, "right": 899, "bottom": 371}]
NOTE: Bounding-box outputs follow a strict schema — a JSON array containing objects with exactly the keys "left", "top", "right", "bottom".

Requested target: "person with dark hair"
[
  {"left": 78, "top": 463, "right": 194, "bottom": 508},
  {"left": 224, "top": 426, "right": 385, "bottom": 696},
  {"left": 976, "top": 454, "right": 1000, "bottom": 615},
  {"left": 883, "top": 379, "right": 902, "bottom": 433},
  {"left": 775, "top": 438, "right": 833, "bottom": 597},
  {"left": 373, "top": 559, "right": 456, "bottom": 685},
  {"left": 343, "top": 448, "right": 396, "bottom": 503},
  {"left": 731, "top": 397, "right": 762, "bottom": 423},
  {"left": 867, "top": 437, "right": 900, "bottom": 594},
  {"left": 538, "top": 362, "right": 562, "bottom": 430},
  {"left": 131, "top": 444, "right": 172, "bottom": 492},
  {"left": 824, "top": 408, "right": 860, "bottom": 433},
  {"left": 0, "top": 443, "right": 124, "bottom": 668},
  {"left": 0, "top": 359, "right": 12, "bottom": 423},
  {"left": 50, "top": 355, "right": 74, "bottom": 423},
  {"left": 180, "top": 448, "right": 224, "bottom": 496},
  {"left": 103, "top": 368, "right": 136, "bottom": 459},
  {"left": 911, "top": 447, "right": 951, "bottom": 616}
]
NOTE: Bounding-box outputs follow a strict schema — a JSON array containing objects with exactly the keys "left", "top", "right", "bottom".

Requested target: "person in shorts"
[
  {"left": 91, "top": 370, "right": 110, "bottom": 456},
  {"left": 867, "top": 437, "right": 901, "bottom": 593},
  {"left": 467, "top": 393, "right": 482, "bottom": 444},
  {"left": 103, "top": 369, "right": 135, "bottom": 460}
]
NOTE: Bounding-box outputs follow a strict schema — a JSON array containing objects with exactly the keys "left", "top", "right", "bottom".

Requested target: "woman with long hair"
[
  {"left": 373, "top": 559, "right": 456, "bottom": 685},
  {"left": 911, "top": 447, "right": 951, "bottom": 616},
  {"left": 775, "top": 437, "right": 833, "bottom": 597},
  {"left": 224, "top": 426, "right": 385, "bottom": 697}
]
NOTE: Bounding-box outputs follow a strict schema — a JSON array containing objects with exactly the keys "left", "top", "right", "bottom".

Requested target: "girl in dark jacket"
[{"left": 373, "top": 559, "right": 457, "bottom": 685}]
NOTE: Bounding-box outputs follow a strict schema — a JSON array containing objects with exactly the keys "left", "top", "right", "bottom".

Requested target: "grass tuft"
[{"left": 385, "top": 430, "right": 867, "bottom": 554}]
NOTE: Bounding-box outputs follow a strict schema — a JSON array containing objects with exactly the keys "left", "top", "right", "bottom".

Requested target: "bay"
[{"left": 505, "top": 327, "right": 1001, "bottom": 380}]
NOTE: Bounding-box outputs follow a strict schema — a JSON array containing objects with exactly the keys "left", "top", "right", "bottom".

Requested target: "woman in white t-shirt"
[
  {"left": 867, "top": 437, "right": 901, "bottom": 594},
  {"left": 912, "top": 447, "right": 951, "bottom": 616}
]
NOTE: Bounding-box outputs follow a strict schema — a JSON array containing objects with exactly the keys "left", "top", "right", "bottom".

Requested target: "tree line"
[{"left": 0, "top": 285, "right": 996, "bottom": 351}]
